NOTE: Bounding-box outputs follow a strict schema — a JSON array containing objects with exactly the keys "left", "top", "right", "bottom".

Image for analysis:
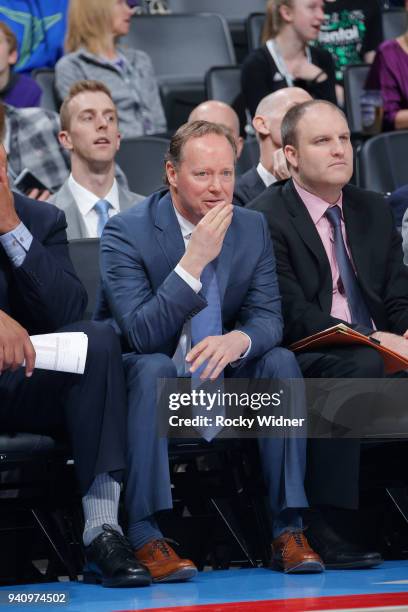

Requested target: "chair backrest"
[
  {"left": 116, "top": 136, "right": 169, "bottom": 195},
  {"left": 382, "top": 8, "right": 406, "bottom": 40},
  {"left": 358, "top": 131, "right": 408, "bottom": 193},
  {"left": 68, "top": 239, "right": 100, "bottom": 320},
  {"left": 247, "top": 12, "right": 265, "bottom": 51},
  {"left": 237, "top": 138, "right": 259, "bottom": 176},
  {"left": 32, "top": 68, "right": 59, "bottom": 113},
  {"left": 205, "top": 66, "right": 242, "bottom": 106},
  {"left": 343, "top": 64, "right": 371, "bottom": 134},
  {"left": 121, "top": 14, "right": 235, "bottom": 82},
  {"left": 167, "top": 0, "right": 267, "bottom": 23}
]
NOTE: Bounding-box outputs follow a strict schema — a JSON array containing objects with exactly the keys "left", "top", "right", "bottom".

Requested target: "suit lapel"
[
  {"left": 118, "top": 186, "right": 139, "bottom": 211},
  {"left": 285, "top": 181, "right": 333, "bottom": 312},
  {"left": 342, "top": 190, "right": 371, "bottom": 291},
  {"left": 56, "top": 182, "right": 88, "bottom": 240},
  {"left": 154, "top": 191, "right": 185, "bottom": 272},
  {"left": 215, "top": 227, "right": 233, "bottom": 304}
]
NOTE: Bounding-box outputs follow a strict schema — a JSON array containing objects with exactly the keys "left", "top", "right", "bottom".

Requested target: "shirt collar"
[
  {"left": 293, "top": 179, "right": 343, "bottom": 225},
  {"left": 68, "top": 174, "right": 120, "bottom": 216},
  {"left": 173, "top": 204, "right": 196, "bottom": 240},
  {"left": 257, "top": 162, "right": 277, "bottom": 187}
]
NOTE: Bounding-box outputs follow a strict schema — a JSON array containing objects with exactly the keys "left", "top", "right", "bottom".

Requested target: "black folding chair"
[{"left": 32, "top": 69, "right": 59, "bottom": 113}]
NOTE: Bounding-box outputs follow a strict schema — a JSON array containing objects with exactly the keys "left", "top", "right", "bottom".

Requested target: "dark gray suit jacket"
[
  {"left": 51, "top": 179, "right": 143, "bottom": 240},
  {"left": 233, "top": 166, "right": 267, "bottom": 207}
]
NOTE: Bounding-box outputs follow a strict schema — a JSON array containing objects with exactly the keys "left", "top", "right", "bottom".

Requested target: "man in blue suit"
[
  {"left": 97, "top": 121, "right": 322, "bottom": 580},
  {"left": 0, "top": 142, "right": 150, "bottom": 588}
]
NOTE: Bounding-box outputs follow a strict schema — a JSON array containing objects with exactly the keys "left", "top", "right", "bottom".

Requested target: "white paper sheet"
[{"left": 29, "top": 332, "right": 88, "bottom": 374}]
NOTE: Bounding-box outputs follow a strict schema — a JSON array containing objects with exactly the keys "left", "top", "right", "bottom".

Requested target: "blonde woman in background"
[
  {"left": 55, "top": 0, "right": 167, "bottom": 139},
  {"left": 242, "top": 0, "right": 336, "bottom": 118}
]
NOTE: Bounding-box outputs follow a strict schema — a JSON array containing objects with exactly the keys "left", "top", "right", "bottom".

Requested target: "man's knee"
[
  {"left": 261, "top": 347, "right": 301, "bottom": 378},
  {"left": 123, "top": 353, "right": 177, "bottom": 425},
  {"left": 123, "top": 352, "right": 177, "bottom": 383},
  {"left": 77, "top": 321, "right": 121, "bottom": 363},
  {"left": 345, "top": 346, "right": 385, "bottom": 378}
]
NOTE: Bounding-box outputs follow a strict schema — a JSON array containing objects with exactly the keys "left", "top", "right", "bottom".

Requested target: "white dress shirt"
[
  {"left": 257, "top": 162, "right": 277, "bottom": 188},
  {"left": 68, "top": 174, "right": 120, "bottom": 238},
  {"left": 172, "top": 205, "right": 251, "bottom": 375}
]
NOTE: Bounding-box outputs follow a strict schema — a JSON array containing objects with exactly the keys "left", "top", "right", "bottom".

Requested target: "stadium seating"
[
  {"left": 166, "top": 0, "right": 267, "bottom": 25},
  {"left": 382, "top": 8, "right": 406, "bottom": 40},
  {"left": 115, "top": 136, "right": 169, "bottom": 195},
  {"left": 32, "top": 69, "right": 59, "bottom": 113},
  {"left": 358, "top": 130, "right": 408, "bottom": 193},
  {"left": 246, "top": 12, "right": 265, "bottom": 52},
  {"left": 121, "top": 14, "right": 236, "bottom": 129},
  {"left": 205, "top": 66, "right": 242, "bottom": 108},
  {"left": 343, "top": 64, "right": 371, "bottom": 135},
  {"left": 68, "top": 239, "right": 100, "bottom": 321}
]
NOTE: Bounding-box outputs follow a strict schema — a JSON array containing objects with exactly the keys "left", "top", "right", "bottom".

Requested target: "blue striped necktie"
[
  {"left": 325, "top": 205, "right": 372, "bottom": 329},
  {"left": 94, "top": 199, "right": 111, "bottom": 237},
  {"left": 191, "top": 261, "right": 225, "bottom": 441}
]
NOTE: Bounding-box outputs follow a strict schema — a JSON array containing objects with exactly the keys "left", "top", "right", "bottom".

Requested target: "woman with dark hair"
[
  {"left": 242, "top": 0, "right": 336, "bottom": 118},
  {"left": 366, "top": 0, "right": 408, "bottom": 131},
  {"left": 55, "top": 0, "right": 167, "bottom": 138}
]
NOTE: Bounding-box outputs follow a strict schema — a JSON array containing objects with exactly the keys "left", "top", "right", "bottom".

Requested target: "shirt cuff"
[
  {"left": 0, "top": 221, "right": 33, "bottom": 267},
  {"left": 175, "top": 264, "right": 202, "bottom": 293},
  {"left": 230, "top": 331, "right": 252, "bottom": 367}
]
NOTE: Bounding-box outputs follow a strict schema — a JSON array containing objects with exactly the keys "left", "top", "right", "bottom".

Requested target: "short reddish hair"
[{"left": 0, "top": 21, "right": 17, "bottom": 55}]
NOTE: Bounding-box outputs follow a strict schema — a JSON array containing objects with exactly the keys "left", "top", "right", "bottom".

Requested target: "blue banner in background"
[{"left": 0, "top": 0, "right": 68, "bottom": 72}]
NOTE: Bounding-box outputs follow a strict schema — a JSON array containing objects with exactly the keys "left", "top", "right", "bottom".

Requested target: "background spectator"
[
  {"left": 318, "top": 0, "right": 383, "bottom": 106},
  {"left": 51, "top": 80, "right": 143, "bottom": 240},
  {"left": 234, "top": 87, "right": 312, "bottom": 207},
  {"left": 188, "top": 101, "right": 244, "bottom": 159},
  {"left": 2, "top": 102, "right": 69, "bottom": 195},
  {"left": 365, "top": 0, "right": 408, "bottom": 131},
  {"left": 0, "top": 21, "right": 42, "bottom": 108},
  {"left": 55, "top": 0, "right": 167, "bottom": 139},
  {"left": 242, "top": 0, "right": 336, "bottom": 118},
  {"left": 0, "top": 0, "right": 68, "bottom": 72}
]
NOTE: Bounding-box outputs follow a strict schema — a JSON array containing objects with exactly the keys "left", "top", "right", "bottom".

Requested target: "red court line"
[{"left": 119, "top": 591, "right": 408, "bottom": 612}]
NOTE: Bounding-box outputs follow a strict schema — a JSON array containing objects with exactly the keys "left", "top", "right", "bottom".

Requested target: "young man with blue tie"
[{"left": 52, "top": 80, "right": 142, "bottom": 239}]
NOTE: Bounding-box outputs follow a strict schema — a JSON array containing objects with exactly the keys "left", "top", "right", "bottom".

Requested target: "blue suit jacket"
[
  {"left": 0, "top": 192, "right": 87, "bottom": 333},
  {"left": 233, "top": 166, "right": 266, "bottom": 207},
  {"left": 96, "top": 189, "right": 283, "bottom": 358}
]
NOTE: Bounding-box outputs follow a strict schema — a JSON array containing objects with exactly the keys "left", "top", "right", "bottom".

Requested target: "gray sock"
[{"left": 82, "top": 473, "right": 123, "bottom": 546}]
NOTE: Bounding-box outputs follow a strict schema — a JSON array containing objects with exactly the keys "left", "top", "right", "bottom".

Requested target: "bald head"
[
  {"left": 189, "top": 100, "right": 243, "bottom": 157},
  {"left": 254, "top": 88, "right": 312, "bottom": 148}
]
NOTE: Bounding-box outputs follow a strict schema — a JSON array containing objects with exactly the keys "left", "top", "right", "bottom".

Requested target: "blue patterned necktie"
[
  {"left": 325, "top": 205, "right": 372, "bottom": 329},
  {"left": 94, "top": 199, "right": 111, "bottom": 237},
  {"left": 191, "top": 261, "right": 225, "bottom": 441}
]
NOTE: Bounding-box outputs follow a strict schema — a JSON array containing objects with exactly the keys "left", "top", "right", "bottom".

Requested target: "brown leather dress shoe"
[
  {"left": 135, "top": 539, "right": 197, "bottom": 583},
  {"left": 271, "top": 530, "right": 324, "bottom": 574}
]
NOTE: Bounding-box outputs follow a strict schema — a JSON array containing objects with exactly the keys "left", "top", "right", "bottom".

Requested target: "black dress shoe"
[
  {"left": 83, "top": 524, "right": 152, "bottom": 587},
  {"left": 305, "top": 512, "right": 383, "bottom": 570}
]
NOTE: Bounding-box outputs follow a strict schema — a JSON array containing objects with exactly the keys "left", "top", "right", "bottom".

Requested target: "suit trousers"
[
  {"left": 0, "top": 321, "right": 127, "bottom": 496},
  {"left": 124, "top": 346, "right": 308, "bottom": 524},
  {"left": 296, "top": 345, "right": 385, "bottom": 509}
]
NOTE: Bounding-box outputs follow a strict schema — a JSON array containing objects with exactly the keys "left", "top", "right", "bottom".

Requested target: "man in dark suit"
[
  {"left": 250, "top": 99, "right": 408, "bottom": 568},
  {"left": 96, "top": 120, "right": 323, "bottom": 579},
  {"left": 234, "top": 88, "right": 311, "bottom": 207},
  {"left": 0, "top": 142, "right": 150, "bottom": 588}
]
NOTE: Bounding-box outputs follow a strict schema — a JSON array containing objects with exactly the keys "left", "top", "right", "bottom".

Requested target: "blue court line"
[{"left": 1, "top": 561, "right": 408, "bottom": 612}]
